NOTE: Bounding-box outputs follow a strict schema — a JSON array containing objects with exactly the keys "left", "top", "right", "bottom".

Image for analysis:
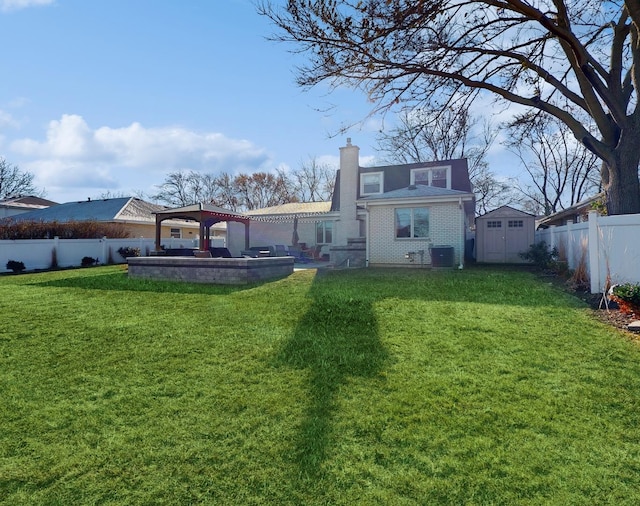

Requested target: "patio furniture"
[
  {"left": 309, "top": 244, "right": 324, "bottom": 261},
  {"left": 209, "top": 247, "right": 232, "bottom": 258},
  {"left": 288, "top": 245, "right": 311, "bottom": 263},
  {"left": 241, "top": 246, "right": 275, "bottom": 257}
]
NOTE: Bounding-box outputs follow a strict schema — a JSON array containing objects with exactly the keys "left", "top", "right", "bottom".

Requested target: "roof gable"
[{"left": 477, "top": 205, "right": 536, "bottom": 219}]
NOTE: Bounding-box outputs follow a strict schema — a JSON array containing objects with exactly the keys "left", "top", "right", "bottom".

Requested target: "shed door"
[
  {"left": 483, "top": 219, "right": 506, "bottom": 262},
  {"left": 505, "top": 219, "right": 529, "bottom": 262}
]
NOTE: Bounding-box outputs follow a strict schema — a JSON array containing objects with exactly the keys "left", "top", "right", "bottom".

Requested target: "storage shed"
[{"left": 475, "top": 206, "right": 536, "bottom": 263}]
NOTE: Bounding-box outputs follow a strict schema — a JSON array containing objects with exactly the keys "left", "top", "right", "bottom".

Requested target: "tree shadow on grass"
[{"left": 275, "top": 277, "right": 389, "bottom": 479}]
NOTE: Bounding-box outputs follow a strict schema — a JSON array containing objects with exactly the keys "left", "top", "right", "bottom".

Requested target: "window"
[
  {"left": 487, "top": 220, "right": 502, "bottom": 228},
  {"left": 410, "top": 166, "right": 451, "bottom": 189},
  {"left": 170, "top": 228, "right": 181, "bottom": 238},
  {"left": 316, "top": 221, "right": 333, "bottom": 244},
  {"left": 508, "top": 220, "right": 523, "bottom": 228},
  {"left": 395, "top": 208, "right": 430, "bottom": 238},
  {"left": 360, "top": 172, "right": 383, "bottom": 195}
]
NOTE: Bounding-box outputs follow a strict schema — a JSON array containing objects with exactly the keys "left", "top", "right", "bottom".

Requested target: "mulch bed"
[{"left": 538, "top": 269, "right": 640, "bottom": 338}]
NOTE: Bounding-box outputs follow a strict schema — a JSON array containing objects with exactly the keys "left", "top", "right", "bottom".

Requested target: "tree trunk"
[{"left": 605, "top": 136, "right": 640, "bottom": 215}]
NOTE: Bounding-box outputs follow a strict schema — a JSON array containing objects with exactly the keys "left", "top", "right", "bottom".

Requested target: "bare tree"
[
  {"left": 154, "top": 169, "right": 298, "bottom": 210},
  {"left": 377, "top": 107, "right": 509, "bottom": 212},
  {"left": 0, "top": 157, "right": 44, "bottom": 199},
  {"left": 258, "top": 1, "right": 640, "bottom": 215},
  {"left": 505, "top": 113, "right": 601, "bottom": 215},
  {"left": 233, "top": 172, "right": 295, "bottom": 210},
  {"left": 288, "top": 156, "right": 335, "bottom": 202},
  {"left": 211, "top": 172, "right": 240, "bottom": 211},
  {"left": 152, "top": 171, "right": 197, "bottom": 207}
]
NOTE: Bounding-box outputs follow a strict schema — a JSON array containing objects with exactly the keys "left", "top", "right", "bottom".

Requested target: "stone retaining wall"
[{"left": 127, "top": 256, "right": 294, "bottom": 284}]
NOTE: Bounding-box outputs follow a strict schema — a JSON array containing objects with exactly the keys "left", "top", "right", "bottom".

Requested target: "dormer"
[{"left": 409, "top": 165, "right": 451, "bottom": 189}]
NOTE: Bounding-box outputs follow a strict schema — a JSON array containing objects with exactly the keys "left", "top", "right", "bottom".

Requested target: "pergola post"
[{"left": 154, "top": 215, "right": 163, "bottom": 252}]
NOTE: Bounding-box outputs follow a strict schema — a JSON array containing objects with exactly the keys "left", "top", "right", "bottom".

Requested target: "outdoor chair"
[
  {"left": 288, "top": 245, "right": 311, "bottom": 263},
  {"left": 309, "top": 244, "right": 324, "bottom": 261}
]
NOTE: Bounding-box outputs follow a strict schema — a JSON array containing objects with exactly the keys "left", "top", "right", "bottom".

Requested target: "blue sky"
[{"left": 0, "top": 0, "right": 513, "bottom": 204}]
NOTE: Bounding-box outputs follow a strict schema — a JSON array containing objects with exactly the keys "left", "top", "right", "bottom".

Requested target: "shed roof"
[{"left": 476, "top": 205, "right": 537, "bottom": 220}]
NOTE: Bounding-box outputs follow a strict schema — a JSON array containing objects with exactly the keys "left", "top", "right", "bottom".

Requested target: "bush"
[
  {"left": 117, "top": 247, "right": 141, "bottom": 258},
  {"left": 6, "top": 260, "right": 25, "bottom": 273},
  {"left": 81, "top": 256, "right": 98, "bottom": 267},
  {"left": 611, "top": 283, "right": 640, "bottom": 306},
  {"left": 0, "top": 219, "right": 130, "bottom": 240},
  {"left": 519, "top": 241, "right": 559, "bottom": 269}
]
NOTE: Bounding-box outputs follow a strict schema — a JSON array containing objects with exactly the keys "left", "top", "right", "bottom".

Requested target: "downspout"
[
  {"left": 364, "top": 202, "right": 369, "bottom": 267},
  {"left": 458, "top": 197, "right": 464, "bottom": 269}
]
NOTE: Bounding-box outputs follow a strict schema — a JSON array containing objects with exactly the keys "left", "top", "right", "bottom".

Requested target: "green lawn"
[{"left": 1, "top": 265, "right": 639, "bottom": 505}]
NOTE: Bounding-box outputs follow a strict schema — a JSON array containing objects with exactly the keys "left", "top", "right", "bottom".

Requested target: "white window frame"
[
  {"left": 395, "top": 207, "right": 430, "bottom": 239},
  {"left": 410, "top": 165, "right": 452, "bottom": 189},
  {"left": 316, "top": 221, "right": 333, "bottom": 244},
  {"left": 170, "top": 228, "right": 181, "bottom": 239},
  {"left": 360, "top": 171, "right": 384, "bottom": 196}
]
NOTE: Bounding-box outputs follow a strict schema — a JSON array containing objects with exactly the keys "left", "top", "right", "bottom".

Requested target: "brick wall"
[{"left": 367, "top": 202, "right": 462, "bottom": 266}]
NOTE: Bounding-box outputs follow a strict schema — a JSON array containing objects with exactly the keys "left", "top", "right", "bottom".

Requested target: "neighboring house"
[
  {"left": 229, "top": 138, "right": 476, "bottom": 267},
  {"left": 237, "top": 201, "right": 333, "bottom": 258},
  {"left": 10, "top": 197, "right": 214, "bottom": 242},
  {"left": 536, "top": 193, "right": 603, "bottom": 229},
  {"left": 475, "top": 206, "right": 536, "bottom": 263},
  {"left": 0, "top": 195, "right": 58, "bottom": 218}
]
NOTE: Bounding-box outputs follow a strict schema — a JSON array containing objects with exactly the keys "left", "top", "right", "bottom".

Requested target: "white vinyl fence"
[
  {"left": 0, "top": 237, "right": 199, "bottom": 272},
  {"left": 535, "top": 211, "right": 640, "bottom": 293}
]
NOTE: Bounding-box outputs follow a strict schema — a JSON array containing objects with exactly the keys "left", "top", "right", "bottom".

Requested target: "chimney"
[{"left": 337, "top": 138, "right": 362, "bottom": 243}]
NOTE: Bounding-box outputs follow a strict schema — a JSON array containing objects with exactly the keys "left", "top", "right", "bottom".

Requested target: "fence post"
[
  {"left": 101, "top": 237, "right": 108, "bottom": 264},
  {"left": 566, "top": 220, "right": 574, "bottom": 268},
  {"left": 588, "top": 211, "right": 600, "bottom": 294}
]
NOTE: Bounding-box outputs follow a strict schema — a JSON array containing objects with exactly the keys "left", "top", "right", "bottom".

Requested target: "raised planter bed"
[{"left": 127, "top": 256, "right": 294, "bottom": 285}]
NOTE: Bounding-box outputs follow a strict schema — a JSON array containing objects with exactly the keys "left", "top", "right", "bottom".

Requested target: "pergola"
[{"left": 153, "top": 203, "right": 250, "bottom": 252}]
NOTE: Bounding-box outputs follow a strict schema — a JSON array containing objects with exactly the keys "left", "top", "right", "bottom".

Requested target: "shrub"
[
  {"left": 6, "top": 260, "right": 25, "bottom": 273},
  {"left": 81, "top": 256, "right": 98, "bottom": 267},
  {"left": 611, "top": 283, "right": 640, "bottom": 306},
  {"left": 117, "top": 247, "right": 141, "bottom": 258},
  {"left": 519, "top": 241, "right": 559, "bottom": 269},
  {"left": 0, "top": 219, "right": 130, "bottom": 240}
]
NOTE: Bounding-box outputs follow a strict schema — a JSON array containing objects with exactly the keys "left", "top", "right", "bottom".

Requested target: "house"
[
  {"left": 227, "top": 201, "right": 333, "bottom": 259},
  {"left": 0, "top": 195, "right": 58, "bottom": 218},
  {"left": 9, "top": 197, "right": 214, "bottom": 242},
  {"left": 228, "top": 138, "right": 476, "bottom": 267},
  {"left": 536, "top": 193, "right": 604, "bottom": 229}
]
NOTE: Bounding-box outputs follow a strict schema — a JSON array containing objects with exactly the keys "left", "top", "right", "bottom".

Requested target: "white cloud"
[
  {"left": 0, "top": 109, "right": 16, "bottom": 128},
  {"left": 9, "top": 114, "right": 272, "bottom": 200},
  {"left": 0, "top": 0, "right": 54, "bottom": 12}
]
